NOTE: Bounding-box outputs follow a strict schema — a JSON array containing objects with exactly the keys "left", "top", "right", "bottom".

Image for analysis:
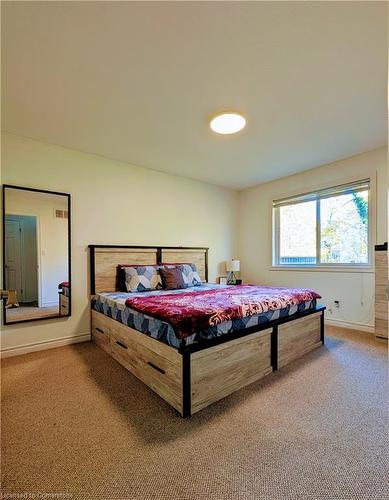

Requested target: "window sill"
[{"left": 270, "top": 265, "right": 374, "bottom": 274}]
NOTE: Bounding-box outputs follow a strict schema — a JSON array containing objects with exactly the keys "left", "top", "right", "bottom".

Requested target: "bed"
[
  {"left": 58, "top": 281, "right": 70, "bottom": 316},
  {"left": 89, "top": 245, "right": 325, "bottom": 417}
]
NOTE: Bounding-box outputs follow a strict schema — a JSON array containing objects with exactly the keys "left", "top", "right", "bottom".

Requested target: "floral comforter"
[{"left": 125, "top": 285, "right": 321, "bottom": 339}]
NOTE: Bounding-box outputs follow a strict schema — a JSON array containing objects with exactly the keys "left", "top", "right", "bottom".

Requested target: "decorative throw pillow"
[
  {"left": 116, "top": 266, "right": 128, "bottom": 292},
  {"left": 177, "top": 263, "right": 202, "bottom": 287},
  {"left": 123, "top": 265, "right": 162, "bottom": 293},
  {"left": 159, "top": 267, "right": 186, "bottom": 290}
]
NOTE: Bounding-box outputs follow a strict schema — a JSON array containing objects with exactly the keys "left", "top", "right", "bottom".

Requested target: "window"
[{"left": 273, "top": 179, "right": 370, "bottom": 267}]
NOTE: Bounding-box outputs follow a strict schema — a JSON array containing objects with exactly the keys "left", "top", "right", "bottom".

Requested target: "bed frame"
[
  {"left": 59, "top": 291, "right": 69, "bottom": 316},
  {"left": 89, "top": 245, "right": 325, "bottom": 417}
]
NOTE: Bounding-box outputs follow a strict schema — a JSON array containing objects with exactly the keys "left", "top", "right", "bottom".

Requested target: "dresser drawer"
[
  {"left": 375, "top": 250, "right": 388, "bottom": 339},
  {"left": 375, "top": 253, "right": 388, "bottom": 285},
  {"left": 375, "top": 318, "right": 388, "bottom": 339}
]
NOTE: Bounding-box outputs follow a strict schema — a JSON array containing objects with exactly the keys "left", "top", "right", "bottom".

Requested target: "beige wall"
[
  {"left": 1, "top": 133, "right": 386, "bottom": 354},
  {"left": 238, "top": 147, "right": 387, "bottom": 330},
  {"left": 1, "top": 133, "right": 238, "bottom": 352}
]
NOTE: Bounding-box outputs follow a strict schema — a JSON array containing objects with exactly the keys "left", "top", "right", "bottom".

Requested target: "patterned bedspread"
[
  {"left": 91, "top": 285, "right": 317, "bottom": 348},
  {"left": 126, "top": 285, "right": 321, "bottom": 340}
]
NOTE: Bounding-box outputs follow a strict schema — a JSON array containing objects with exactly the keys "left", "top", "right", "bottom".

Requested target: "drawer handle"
[
  {"left": 96, "top": 327, "right": 104, "bottom": 334},
  {"left": 116, "top": 340, "right": 128, "bottom": 350},
  {"left": 147, "top": 362, "right": 165, "bottom": 375}
]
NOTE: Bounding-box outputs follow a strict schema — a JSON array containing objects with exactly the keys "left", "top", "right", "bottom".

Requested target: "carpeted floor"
[
  {"left": 6, "top": 305, "right": 59, "bottom": 322},
  {"left": 1, "top": 326, "right": 387, "bottom": 500}
]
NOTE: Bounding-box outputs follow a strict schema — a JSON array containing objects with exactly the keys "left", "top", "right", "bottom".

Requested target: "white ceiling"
[{"left": 2, "top": 1, "right": 387, "bottom": 190}]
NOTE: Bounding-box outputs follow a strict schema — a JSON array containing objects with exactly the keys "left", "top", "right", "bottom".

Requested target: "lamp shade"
[{"left": 226, "top": 259, "right": 240, "bottom": 272}]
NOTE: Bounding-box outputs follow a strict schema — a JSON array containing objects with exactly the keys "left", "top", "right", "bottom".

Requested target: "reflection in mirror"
[{"left": 3, "top": 186, "right": 71, "bottom": 324}]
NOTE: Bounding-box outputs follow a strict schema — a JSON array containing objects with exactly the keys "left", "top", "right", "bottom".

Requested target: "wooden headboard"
[{"left": 89, "top": 245, "right": 209, "bottom": 294}]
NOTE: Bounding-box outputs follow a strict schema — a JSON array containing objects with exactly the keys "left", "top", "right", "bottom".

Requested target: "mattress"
[{"left": 91, "top": 284, "right": 317, "bottom": 348}]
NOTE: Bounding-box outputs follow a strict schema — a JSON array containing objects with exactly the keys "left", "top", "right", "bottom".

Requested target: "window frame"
[{"left": 272, "top": 177, "right": 373, "bottom": 271}]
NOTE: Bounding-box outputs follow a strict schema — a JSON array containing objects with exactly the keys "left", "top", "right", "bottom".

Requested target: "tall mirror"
[{"left": 3, "top": 185, "right": 71, "bottom": 324}]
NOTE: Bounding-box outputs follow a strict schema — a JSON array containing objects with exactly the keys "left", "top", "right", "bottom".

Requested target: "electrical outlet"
[{"left": 334, "top": 300, "right": 340, "bottom": 309}]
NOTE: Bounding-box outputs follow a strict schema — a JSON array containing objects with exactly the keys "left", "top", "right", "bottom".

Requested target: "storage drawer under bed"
[
  {"left": 110, "top": 326, "right": 183, "bottom": 413},
  {"left": 91, "top": 310, "right": 274, "bottom": 416},
  {"left": 59, "top": 293, "right": 69, "bottom": 316},
  {"left": 190, "top": 328, "right": 272, "bottom": 414},
  {"left": 278, "top": 312, "right": 322, "bottom": 368},
  {"left": 92, "top": 310, "right": 183, "bottom": 414},
  {"left": 91, "top": 310, "right": 112, "bottom": 354},
  {"left": 91, "top": 308, "right": 323, "bottom": 416}
]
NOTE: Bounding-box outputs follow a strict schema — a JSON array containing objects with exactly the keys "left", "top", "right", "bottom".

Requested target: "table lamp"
[{"left": 226, "top": 259, "right": 240, "bottom": 285}]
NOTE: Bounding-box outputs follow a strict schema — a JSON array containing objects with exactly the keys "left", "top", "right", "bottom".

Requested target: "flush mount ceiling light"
[{"left": 210, "top": 112, "right": 246, "bottom": 135}]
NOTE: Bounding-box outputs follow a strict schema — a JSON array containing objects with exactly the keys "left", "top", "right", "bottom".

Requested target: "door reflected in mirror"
[{"left": 3, "top": 185, "right": 71, "bottom": 324}]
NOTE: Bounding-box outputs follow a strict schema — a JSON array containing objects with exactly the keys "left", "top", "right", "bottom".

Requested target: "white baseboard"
[
  {"left": 0, "top": 333, "right": 91, "bottom": 358},
  {"left": 325, "top": 318, "right": 374, "bottom": 333}
]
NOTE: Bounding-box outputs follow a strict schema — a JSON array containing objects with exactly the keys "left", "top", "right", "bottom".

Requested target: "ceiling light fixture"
[{"left": 210, "top": 112, "right": 246, "bottom": 135}]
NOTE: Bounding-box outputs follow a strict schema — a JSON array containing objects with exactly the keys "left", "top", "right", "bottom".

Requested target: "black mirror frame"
[{"left": 2, "top": 184, "right": 71, "bottom": 325}]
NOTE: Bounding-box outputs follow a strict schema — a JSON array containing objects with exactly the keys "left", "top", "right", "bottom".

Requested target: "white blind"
[{"left": 272, "top": 179, "right": 370, "bottom": 208}]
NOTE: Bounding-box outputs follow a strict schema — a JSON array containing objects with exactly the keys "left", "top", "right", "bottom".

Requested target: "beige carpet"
[
  {"left": 6, "top": 305, "right": 59, "bottom": 322},
  {"left": 1, "top": 326, "right": 387, "bottom": 500}
]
